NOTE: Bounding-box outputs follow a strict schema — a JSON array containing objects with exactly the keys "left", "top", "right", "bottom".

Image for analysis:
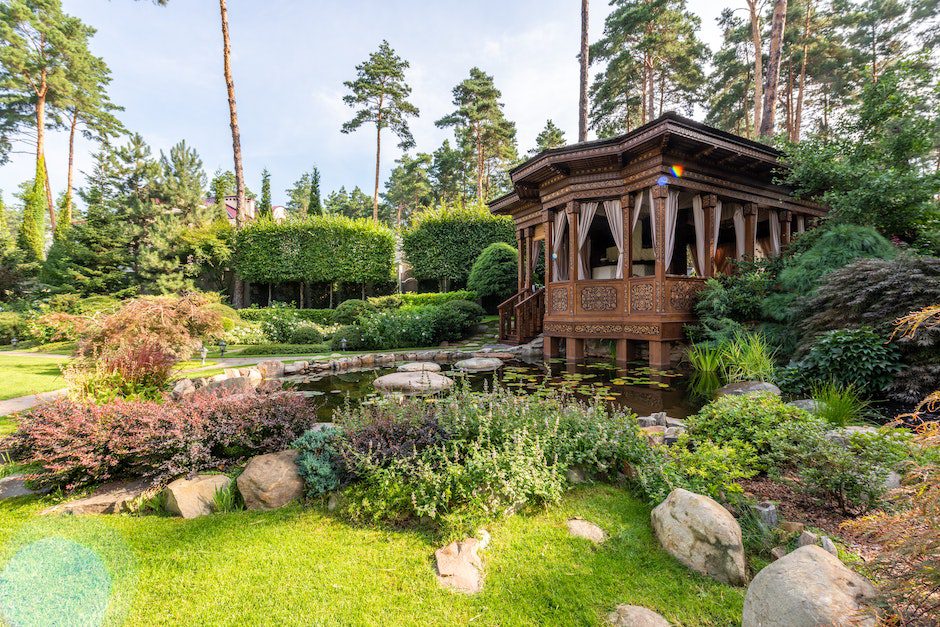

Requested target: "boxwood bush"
[{"left": 0, "top": 311, "right": 24, "bottom": 344}]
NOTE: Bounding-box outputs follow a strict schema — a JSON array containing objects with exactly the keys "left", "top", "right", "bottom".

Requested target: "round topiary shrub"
[
  {"left": 433, "top": 300, "right": 485, "bottom": 342},
  {"left": 330, "top": 325, "right": 367, "bottom": 351},
  {"left": 287, "top": 322, "right": 324, "bottom": 345},
  {"left": 333, "top": 299, "right": 376, "bottom": 325},
  {"left": 467, "top": 242, "right": 518, "bottom": 301}
]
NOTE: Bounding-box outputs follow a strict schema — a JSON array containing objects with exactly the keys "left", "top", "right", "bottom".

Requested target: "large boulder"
[
  {"left": 373, "top": 371, "right": 454, "bottom": 395},
  {"left": 201, "top": 376, "right": 253, "bottom": 396},
  {"left": 236, "top": 449, "right": 305, "bottom": 510},
  {"left": 435, "top": 537, "right": 484, "bottom": 594},
  {"left": 397, "top": 361, "right": 442, "bottom": 373},
  {"left": 257, "top": 360, "right": 285, "bottom": 379},
  {"left": 41, "top": 478, "right": 153, "bottom": 516},
  {"left": 743, "top": 545, "right": 877, "bottom": 627},
  {"left": 453, "top": 357, "right": 503, "bottom": 372},
  {"left": 825, "top": 425, "right": 879, "bottom": 446},
  {"left": 164, "top": 474, "right": 231, "bottom": 519},
  {"left": 651, "top": 488, "right": 747, "bottom": 586},
  {"left": 171, "top": 378, "right": 196, "bottom": 400},
  {"left": 607, "top": 605, "right": 671, "bottom": 627},
  {"left": 715, "top": 381, "right": 781, "bottom": 398}
]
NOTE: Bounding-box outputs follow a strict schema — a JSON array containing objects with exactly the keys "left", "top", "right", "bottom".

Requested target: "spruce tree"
[
  {"left": 532, "top": 120, "right": 567, "bottom": 154},
  {"left": 259, "top": 168, "right": 272, "bottom": 218},
  {"left": 308, "top": 167, "right": 322, "bottom": 215}
]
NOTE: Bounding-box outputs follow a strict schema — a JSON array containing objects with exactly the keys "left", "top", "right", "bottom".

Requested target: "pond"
[{"left": 293, "top": 359, "right": 705, "bottom": 422}]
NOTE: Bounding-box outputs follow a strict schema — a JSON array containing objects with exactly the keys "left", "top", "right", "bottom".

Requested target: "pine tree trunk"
[
  {"left": 373, "top": 106, "right": 383, "bottom": 222},
  {"left": 220, "top": 0, "right": 247, "bottom": 308},
  {"left": 579, "top": 0, "right": 589, "bottom": 142},
  {"left": 760, "top": 0, "right": 788, "bottom": 138},
  {"left": 65, "top": 109, "right": 77, "bottom": 218},
  {"left": 476, "top": 125, "right": 484, "bottom": 201},
  {"left": 748, "top": 0, "right": 763, "bottom": 136},
  {"left": 792, "top": 1, "right": 813, "bottom": 142}
]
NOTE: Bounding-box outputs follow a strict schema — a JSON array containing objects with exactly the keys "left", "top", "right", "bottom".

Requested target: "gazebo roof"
[{"left": 490, "top": 112, "right": 810, "bottom": 215}]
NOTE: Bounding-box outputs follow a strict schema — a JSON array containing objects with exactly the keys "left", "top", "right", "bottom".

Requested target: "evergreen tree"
[
  {"left": 589, "top": 0, "right": 709, "bottom": 135},
  {"left": 0, "top": 0, "right": 98, "bottom": 228},
  {"left": 0, "top": 192, "right": 28, "bottom": 299},
  {"left": 383, "top": 153, "right": 432, "bottom": 227},
  {"left": 53, "top": 191, "right": 70, "bottom": 242},
  {"left": 705, "top": 9, "right": 755, "bottom": 136},
  {"left": 531, "top": 120, "right": 567, "bottom": 154},
  {"left": 436, "top": 68, "right": 518, "bottom": 201},
  {"left": 259, "top": 168, "right": 272, "bottom": 218},
  {"left": 286, "top": 171, "right": 312, "bottom": 215},
  {"left": 158, "top": 140, "right": 208, "bottom": 223},
  {"left": 430, "top": 140, "right": 470, "bottom": 204},
  {"left": 308, "top": 166, "right": 322, "bottom": 215},
  {"left": 17, "top": 157, "right": 46, "bottom": 262},
  {"left": 324, "top": 186, "right": 374, "bottom": 220},
  {"left": 341, "top": 41, "right": 419, "bottom": 221}
]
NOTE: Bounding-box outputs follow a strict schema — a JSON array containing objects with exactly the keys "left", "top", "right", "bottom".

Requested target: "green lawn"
[
  {"left": 0, "top": 485, "right": 743, "bottom": 625},
  {"left": 0, "top": 355, "right": 69, "bottom": 401}
]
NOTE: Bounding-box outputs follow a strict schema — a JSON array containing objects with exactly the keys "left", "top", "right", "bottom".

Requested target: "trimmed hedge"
[
  {"left": 239, "top": 307, "right": 337, "bottom": 326},
  {"left": 368, "top": 290, "right": 478, "bottom": 309},
  {"left": 401, "top": 203, "right": 514, "bottom": 285},
  {"left": 236, "top": 343, "right": 331, "bottom": 356},
  {"left": 234, "top": 216, "right": 395, "bottom": 284}
]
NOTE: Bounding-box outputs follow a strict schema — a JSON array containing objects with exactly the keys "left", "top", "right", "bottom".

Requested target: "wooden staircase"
[{"left": 497, "top": 287, "right": 545, "bottom": 345}]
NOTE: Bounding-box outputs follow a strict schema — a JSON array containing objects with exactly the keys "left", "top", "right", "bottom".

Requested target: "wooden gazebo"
[{"left": 489, "top": 113, "right": 825, "bottom": 368}]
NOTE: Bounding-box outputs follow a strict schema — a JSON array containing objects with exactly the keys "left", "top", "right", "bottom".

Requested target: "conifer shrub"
[{"left": 0, "top": 311, "right": 25, "bottom": 344}]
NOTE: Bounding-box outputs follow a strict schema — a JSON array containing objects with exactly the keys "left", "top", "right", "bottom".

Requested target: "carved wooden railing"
[{"left": 498, "top": 287, "right": 545, "bottom": 344}]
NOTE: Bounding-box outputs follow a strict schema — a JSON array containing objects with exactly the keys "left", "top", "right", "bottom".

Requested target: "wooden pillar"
[
  {"left": 652, "top": 185, "right": 668, "bottom": 312},
  {"left": 780, "top": 209, "right": 793, "bottom": 248},
  {"left": 526, "top": 226, "right": 536, "bottom": 288},
  {"left": 616, "top": 338, "right": 639, "bottom": 363},
  {"left": 516, "top": 228, "right": 525, "bottom": 292},
  {"left": 545, "top": 336, "right": 561, "bottom": 359},
  {"left": 622, "top": 193, "right": 633, "bottom": 278},
  {"left": 649, "top": 340, "right": 671, "bottom": 369},
  {"left": 743, "top": 203, "right": 758, "bottom": 261},
  {"left": 565, "top": 337, "right": 584, "bottom": 361},
  {"left": 567, "top": 202, "right": 579, "bottom": 283},
  {"left": 544, "top": 211, "right": 553, "bottom": 285},
  {"left": 702, "top": 194, "right": 718, "bottom": 277}
]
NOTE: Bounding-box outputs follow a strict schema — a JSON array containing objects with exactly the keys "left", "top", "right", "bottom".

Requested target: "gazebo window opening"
[
  {"left": 577, "top": 199, "right": 623, "bottom": 280},
  {"left": 630, "top": 188, "right": 655, "bottom": 277},
  {"left": 551, "top": 209, "right": 569, "bottom": 282}
]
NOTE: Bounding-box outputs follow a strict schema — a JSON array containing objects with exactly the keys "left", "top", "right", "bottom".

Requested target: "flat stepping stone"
[
  {"left": 566, "top": 518, "right": 607, "bottom": 543},
  {"left": 0, "top": 475, "right": 37, "bottom": 500},
  {"left": 397, "top": 362, "right": 442, "bottom": 373},
  {"left": 607, "top": 605, "right": 672, "bottom": 626},
  {"left": 453, "top": 357, "right": 503, "bottom": 372},
  {"left": 41, "top": 478, "right": 154, "bottom": 516},
  {"left": 373, "top": 371, "right": 454, "bottom": 395},
  {"left": 435, "top": 537, "right": 484, "bottom": 594}
]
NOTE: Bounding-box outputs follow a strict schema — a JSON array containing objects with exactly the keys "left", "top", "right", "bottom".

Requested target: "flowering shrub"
[
  {"left": 329, "top": 386, "right": 642, "bottom": 537},
  {"left": 6, "top": 389, "right": 319, "bottom": 491}
]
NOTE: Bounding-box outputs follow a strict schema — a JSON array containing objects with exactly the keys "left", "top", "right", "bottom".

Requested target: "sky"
[{"left": 1, "top": 0, "right": 728, "bottom": 208}]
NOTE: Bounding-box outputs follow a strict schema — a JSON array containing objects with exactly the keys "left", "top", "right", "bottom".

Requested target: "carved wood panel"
[
  {"left": 580, "top": 286, "right": 618, "bottom": 311},
  {"left": 630, "top": 284, "right": 655, "bottom": 312},
  {"left": 668, "top": 281, "right": 704, "bottom": 312},
  {"left": 551, "top": 287, "right": 569, "bottom": 312}
]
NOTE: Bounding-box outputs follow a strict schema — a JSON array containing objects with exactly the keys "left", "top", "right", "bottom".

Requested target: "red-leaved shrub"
[{"left": 4, "top": 389, "right": 319, "bottom": 491}]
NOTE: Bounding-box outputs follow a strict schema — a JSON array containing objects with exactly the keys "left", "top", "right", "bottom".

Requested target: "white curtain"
[
  {"left": 692, "top": 194, "right": 705, "bottom": 276},
  {"left": 649, "top": 189, "right": 657, "bottom": 252},
  {"left": 552, "top": 210, "right": 568, "bottom": 281},
  {"left": 663, "top": 190, "right": 680, "bottom": 273},
  {"left": 796, "top": 215, "right": 806, "bottom": 233},
  {"left": 605, "top": 199, "right": 625, "bottom": 278},
  {"left": 713, "top": 199, "right": 723, "bottom": 259},
  {"left": 631, "top": 190, "right": 644, "bottom": 234},
  {"left": 768, "top": 209, "right": 781, "bottom": 257},
  {"left": 577, "top": 201, "right": 598, "bottom": 279},
  {"left": 733, "top": 205, "right": 746, "bottom": 260}
]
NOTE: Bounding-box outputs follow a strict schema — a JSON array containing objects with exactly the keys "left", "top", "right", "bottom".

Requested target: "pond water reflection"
[{"left": 294, "top": 359, "right": 705, "bottom": 421}]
